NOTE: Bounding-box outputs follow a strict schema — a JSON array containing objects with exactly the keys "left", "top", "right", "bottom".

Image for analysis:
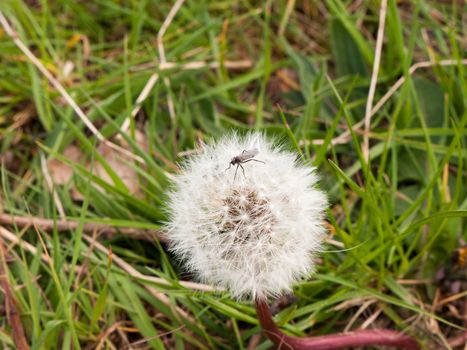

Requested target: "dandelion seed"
[{"left": 166, "top": 132, "right": 327, "bottom": 299}]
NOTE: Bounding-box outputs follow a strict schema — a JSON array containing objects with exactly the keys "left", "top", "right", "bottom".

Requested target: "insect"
[{"left": 225, "top": 148, "right": 265, "bottom": 181}]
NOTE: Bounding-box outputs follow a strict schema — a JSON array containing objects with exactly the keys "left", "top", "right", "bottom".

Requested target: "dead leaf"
[
  {"left": 47, "top": 144, "right": 85, "bottom": 201},
  {"left": 118, "top": 129, "right": 148, "bottom": 152},
  {"left": 48, "top": 131, "right": 147, "bottom": 201},
  {"left": 92, "top": 142, "right": 142, "bottom": 198},
  {"left": 47, "top": 145, "right": 84, "bottom": 185}
]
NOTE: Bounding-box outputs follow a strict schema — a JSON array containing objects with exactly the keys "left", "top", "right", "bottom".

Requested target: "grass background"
[{"left": 0, "top": 0, "right": 466, "bottom": 349}]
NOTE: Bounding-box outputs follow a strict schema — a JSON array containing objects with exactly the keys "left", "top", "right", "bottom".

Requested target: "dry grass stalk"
[
  {"left": 0, "top": 216, "right": 215, "bottom": 292},
  {"left": 362, "top": 0, "right": 388, "bottom": 162},
  {"left": 0, "top": 11, "right": 144, "bottom": 165}
]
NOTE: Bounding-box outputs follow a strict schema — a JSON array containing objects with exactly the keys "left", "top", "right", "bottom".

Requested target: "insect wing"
[{"left": 239, "top": 148, "right": 259, "bottom": 161}]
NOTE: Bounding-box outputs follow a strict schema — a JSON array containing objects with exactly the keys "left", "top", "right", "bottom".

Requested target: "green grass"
[{"left": 0, "top": 0, "right": 465, "bottom": 349}]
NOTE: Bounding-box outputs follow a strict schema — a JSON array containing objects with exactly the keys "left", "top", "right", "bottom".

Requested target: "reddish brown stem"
[
  {"left": 0, "top": 240, "right": 30, "bottom": 350},
  {"left": 448, "top": 331, "right": 467, "bottom": 348},
  {"left": 255, "top": 299, "right": 420, "bottom": 350}
]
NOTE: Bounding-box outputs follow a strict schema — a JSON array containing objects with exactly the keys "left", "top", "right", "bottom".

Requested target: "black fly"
[{"left": 225, "top": 148, "right": 265, "bottom": 181}]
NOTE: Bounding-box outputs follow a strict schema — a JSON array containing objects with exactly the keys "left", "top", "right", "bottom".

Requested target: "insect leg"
[
  {"left": 242, "top": 159, "right": 266, "bottom": 164},
  {"left": 239, "top": 163, "right": 246, "bottom": 178},
  {"left": 233, "top": 164, "right": 239, "bottom": 182},
  {"left": 225, "top": 163, "right": 232, "bottom": 172}
]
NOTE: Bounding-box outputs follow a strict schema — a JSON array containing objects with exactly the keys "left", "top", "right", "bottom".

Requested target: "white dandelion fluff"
[{"left": 166, "top": 132, "right": 327, "bottom": 300}]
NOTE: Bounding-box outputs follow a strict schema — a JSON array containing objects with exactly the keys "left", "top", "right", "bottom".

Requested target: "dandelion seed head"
[{"left": 166, "top": 132, "right": 327, "bottom": 299}]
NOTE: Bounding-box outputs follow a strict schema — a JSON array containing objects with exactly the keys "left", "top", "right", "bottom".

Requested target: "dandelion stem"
[{"left": 255, "top": 299, "right": 420, "bottom": 350}]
